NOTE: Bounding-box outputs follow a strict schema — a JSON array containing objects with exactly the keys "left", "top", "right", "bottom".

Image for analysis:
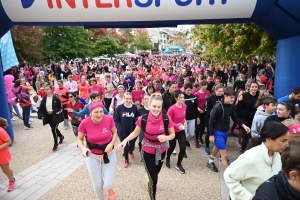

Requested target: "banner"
[{"left": 0, "top": 31, "right": 19, "bottom": 72}]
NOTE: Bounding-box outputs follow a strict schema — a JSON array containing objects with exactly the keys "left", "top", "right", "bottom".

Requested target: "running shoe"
[
  {"left": 53, "top": 143, "right": 58, "bottom": 151},
  {"left": 236, "top": 141, "right": 242, "bottom": 148},
  {"left": 230, "top": 128, "right": 234, "bottom": 135},
  {"left": 172, "top": 149, "right": 177, "bottom": 155},
  {"left": 175, "top": 164, "right": 186, "bottom": 174},
  {"left": 7, "top": 178, "right": 15, "bottom": 192},
  {"left": 206, "top": 162, "right": 218, "bottom": 172},
  {"left": 199, "top": 138, "right": 204, "bottom": 145},
  {"left": 129, "top": 151, "right": 134, "bottom": 159},
  {"left": 123, "top": 160, "right": 129, "bottom": 168},
  {"left": 65, "top": 125, "right": 70, "bottom": 130},
  {"left": 59, "top": 135, "right": 65, "bottom": 144},
  {"left": 11, "top": 118, "right": 16, "bottom": 121},
  {"left": 165, "top": 158, "right": 170, "bottom": 168},
  {"left": 107, "top": 189, "right": 116, "bottom": 200},
  {"left": 186, "top": 141, "right": 190, "bottom": 147},
  {"left": 29, "top": 119, "right": 34, "bottom": 122},
  {"left": 195, "top": 141, "right": 200, "bottom": 148},
  {"left": 205, "top": 147, "right": 211, "bottom": 155}
]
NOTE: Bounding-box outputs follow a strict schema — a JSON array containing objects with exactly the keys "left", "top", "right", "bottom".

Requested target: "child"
[
  {"left": 0, "top": 117, "right": 15, "bottom": 192},
  {"left": 251, "top": 97, "right": 277, "bottom": 138},
  {"left": 206, "top": 88, "right": 250, "bottom": 172}
]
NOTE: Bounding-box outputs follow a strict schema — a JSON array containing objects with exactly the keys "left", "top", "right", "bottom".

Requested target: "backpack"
[
  {"left": 141, "top": 113, "right": 169, "bottom": 135},
  {"left": 105, "top": 81, "right": 117, "bottom": 89},
  {"left": 215, "top": 101, "right": 224, "bottom": 120},
  {"left": 12, "top": 87, "right": 30, "bottom": 103}
]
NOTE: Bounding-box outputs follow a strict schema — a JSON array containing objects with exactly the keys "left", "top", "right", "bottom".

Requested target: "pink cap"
[
  {"left": 89, "top": 102, "right": 104, "bottom": 113},
  {"left": 289, "top": 124, "right": 300, "bottom": 134}
]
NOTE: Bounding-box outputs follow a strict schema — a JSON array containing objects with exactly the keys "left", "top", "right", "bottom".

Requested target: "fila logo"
[{"left": 122, "top": 112, "right": 134, "bottom": 117}]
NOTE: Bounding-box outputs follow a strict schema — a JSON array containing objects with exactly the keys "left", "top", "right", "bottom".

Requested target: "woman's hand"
[
  {"left": 81, "top": 147, "right": 90, "bottom": 158},
  {"left": 116, "top": 139, "right": 128, "bottom": 150},
  {"left": 197, "top": 118, "right": 200, "bottom": 124},
  {"left": 105, "top": 142, "right": 114, "bottom": 153},
  {"left": 157, "top": 135, "right": 169, "bottom": 142}
]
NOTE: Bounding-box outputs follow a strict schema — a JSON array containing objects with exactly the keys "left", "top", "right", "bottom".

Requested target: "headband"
[
  {"left": 281, "top": 102, "right": 290, "bottom": 110},
  {"left": 89, "top": 102, "right": 104, "bottom": 113},
  {"left": 289, "top": 124, "right": 300, "bottom": 134}
]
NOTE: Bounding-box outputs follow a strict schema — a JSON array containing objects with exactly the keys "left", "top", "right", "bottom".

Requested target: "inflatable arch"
[
  {"left": 0, "top": 0, "right": 300, "bottom": 140},
  {"left": 163, "top": 46, "right": 185, "bottom": 55}
]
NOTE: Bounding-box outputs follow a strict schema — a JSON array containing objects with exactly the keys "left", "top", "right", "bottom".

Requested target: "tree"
[
  {"left": 11, "top": 26, "right": 45, "bottom": 64},
  {"left": 91, "top": 35, "right": 121, "bottom": 57},
  {"left": 131, "top": 29, "right": 153, "bottom": 51},
  {"left": 191, "top": 23, "right": 276, "bottom": 65},
  {"left": 41, "top": 26, "right": 91, "bottom": 62}
]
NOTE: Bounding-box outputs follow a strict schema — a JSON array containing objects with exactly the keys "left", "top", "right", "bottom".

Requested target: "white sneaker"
[
  {"left": 11, "top": 118, "right": 16, "bottom": 121},
  {"left": 29, "top": 119, "right": 34, "bottom": 122},
  {"left": 24, "top": 126, "right": 30, "bottom": 130},
  {"left": 172, "top": 150, "right": 177, "bottom": 155}
]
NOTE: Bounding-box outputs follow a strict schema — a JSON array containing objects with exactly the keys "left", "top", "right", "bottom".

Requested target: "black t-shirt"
[{"left": 138, "top": 107, "right": 149, "bottom": 117}]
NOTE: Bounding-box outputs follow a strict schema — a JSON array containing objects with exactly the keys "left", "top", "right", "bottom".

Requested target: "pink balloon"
[
  {"left": 8, "top": 98, "right": 17, "bottom": 105},
  {"left": 4, "top": 75, "right": 14, "bottom": 83}
]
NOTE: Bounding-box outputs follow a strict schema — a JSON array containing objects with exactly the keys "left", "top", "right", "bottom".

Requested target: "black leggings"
[
  {"left": 241, "top": 118, "right": 253, "bottom": 152},
  {"left": 104, "top": 98, "right": 112, "bottom": 111},
  {"left": 122, "top": 137, "right": 137, "bottom": 160},
  {"left": 195, "top": 112, "right": 206, "bottom": 141},
  {"left": 166, "top": 130, "right": 186, "bottom": 165},
  {"left": 142, "top": 150, "right": 166, "bottom": 200},
  {"left": 48, "top": 114, "right": 63, "bottom": 144},
  {"left": 205, "top": 114, "right": 210, "bottom": 148}
]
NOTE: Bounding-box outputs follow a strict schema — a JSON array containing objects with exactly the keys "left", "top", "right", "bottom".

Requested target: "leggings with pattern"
[{"left": 142, "top": 150, "right": 166, "bottom": 200}]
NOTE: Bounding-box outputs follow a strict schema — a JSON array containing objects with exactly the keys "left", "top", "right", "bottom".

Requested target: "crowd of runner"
[{"left": 1, "top": 54, "right": 300, "bottom": 200}]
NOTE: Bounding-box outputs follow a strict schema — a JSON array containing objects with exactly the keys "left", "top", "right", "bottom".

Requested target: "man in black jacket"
[{"left": 206, "top": 88, "right": 250, "bottom": 172}]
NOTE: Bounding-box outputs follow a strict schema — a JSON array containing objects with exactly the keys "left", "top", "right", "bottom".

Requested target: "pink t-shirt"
[
  {"left": 194, "top": 90, "right": 210, "bottom": 111},
  {"left": 78, "top": 116, "right": 115, "bottom": 155},
  {"left": 77, "top": 83, "right": 90, "bottom": 100},
  {"left": 167, "top": 104, "right": 187, "bottom": 132},
  {"left": 136, "top": 114, "right": 173, "bottom": 155},
  {"left": 132, "top": 90, "right": 145, "bottom": 103},
  {"left": 88, "top": 85, "right": 104, "bottom": 99}
]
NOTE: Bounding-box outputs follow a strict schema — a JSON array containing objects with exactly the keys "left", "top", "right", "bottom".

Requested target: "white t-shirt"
[
  {"left": 46, "top": 96, "right": 53, "bottom": 112},
  {"left": 104, "top": 81, "right": 117, "bottom": 99}
]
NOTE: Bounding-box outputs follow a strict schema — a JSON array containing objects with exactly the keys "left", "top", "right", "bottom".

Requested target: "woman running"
[
  {"left": 0, "top": 117, "right": 15, "bottom": 192},
  {"left": 183, "top": 83, "right": 200, "bottom": 152},
  {"left": 224, "top": 121, "right": 289, "bottom": 200},
  {"left": 66, "top": 92, "right": 85, "bottom": 139},
  {"left": 114, "top": 92, "right": 138, "bottom": 168},
  {"left": 194, "top": 80, "right": 210, "bottom": 147},
  {"left": 38, "top": 85, "right": 65, "bottom": 151},
  {"left": 117, "top": 94, "right": 175, "bottom": 200},
  {"left": 236, "top": 82, "right": 259, "bottom": 152},
  {"left": 78, "top": 102, "right": 117, "bottom": 200},
  {"left": 166, "top": 90, "right": 187, "bottom": 173}
]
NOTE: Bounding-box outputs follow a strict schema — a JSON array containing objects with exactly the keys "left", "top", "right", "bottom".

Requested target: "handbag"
[{"left": 53, "top": 108, "right": 64, "bottom": 125}]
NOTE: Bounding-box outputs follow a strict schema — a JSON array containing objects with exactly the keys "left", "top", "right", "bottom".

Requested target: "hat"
[
  {"left": 89, "top": 102, "right": 104, "bottom": 113},
  {"left": 288, "top": 124, "right": 300, "bottom": 134}
]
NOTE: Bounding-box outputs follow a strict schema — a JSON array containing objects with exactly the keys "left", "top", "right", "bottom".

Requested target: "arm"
[
  {"left": 105, "top": 126, "right": 118, "bottom": 153},
  {"left": 104, "top": 107, "right": 110, "bottom": 115},
  {"left": 251, "top": 118, "right": 260, "bottom": 138},
  {"left": 78, "top": 131, "right": 88, "bottom": 157},
  {"left": 0, "top": 138, "right": 12, "bottom": 150},
  {"left": 113, "top": 106, "right": 120, "bottom": 128},
  {"left": 231, "top": 106, "right": 250, "bottom": 133},
  {"left": 209, "top": 104, "right": 220, "bottom": 136},
  {"left": 72, "top": 105, "right": 89, "bottom": 117},
  {"left": 109, "top": 98, "right": 115, "bottom": 114}
]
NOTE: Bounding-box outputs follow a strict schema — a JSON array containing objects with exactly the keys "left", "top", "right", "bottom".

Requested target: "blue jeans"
[
  {"left": 8, "top": 104, "right": 21, "bottom": 118},
  {"left": 22, "top": 106, "right": 31, "bottom": 127}
]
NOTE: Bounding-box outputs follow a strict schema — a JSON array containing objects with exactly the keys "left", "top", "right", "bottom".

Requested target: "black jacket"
[
  {"left": 254, "top": 172, "right": 300, "bottom": 200},
  {"left": 184, "top": 93, "right": 199, "bottom": 120},
  {"left": 209, "top": 100, "right": 242, "bottom": 135},
  {"left": 205, "top": 93, "right": 223, "bottom": 115},
  {"left": 38, "top": 95, "right": 64, "bottom": 126},
  {"left": 162, "top": 90, "right": 172, "bottom": 114}
]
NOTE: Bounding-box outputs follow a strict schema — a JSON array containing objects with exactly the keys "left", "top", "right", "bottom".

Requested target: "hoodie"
[{"left": 251, "top": 106, "right": 273, "bottom": 138}]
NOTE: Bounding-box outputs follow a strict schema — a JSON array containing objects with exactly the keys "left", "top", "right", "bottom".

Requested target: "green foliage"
[
  {"left": 41, "top": 26, "right": 91, "bottom": 61},
  {"left": 191, "top": 23, "right": 276, "bottom": 65},
  {"left": 131, "top": 29, "right": 153, "bottom": 51},
  {"left": 91, "top": 35, "right": 121, "bottom": 57}
]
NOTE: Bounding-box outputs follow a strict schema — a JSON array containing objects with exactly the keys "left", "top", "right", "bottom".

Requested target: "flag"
[{"left": 0, "top": 31, "right": 19, "bottom": 72}]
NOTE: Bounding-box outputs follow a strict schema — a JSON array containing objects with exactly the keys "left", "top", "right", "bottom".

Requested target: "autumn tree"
[
  {"left": 11, "top": 26, "right": 45, "bottom": 64},
  {"left": 191, "top": 23, "right": 276, "bottom": 65},
  {"left": 131, "top": 29, "right": 153, "bottom": 51}
]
